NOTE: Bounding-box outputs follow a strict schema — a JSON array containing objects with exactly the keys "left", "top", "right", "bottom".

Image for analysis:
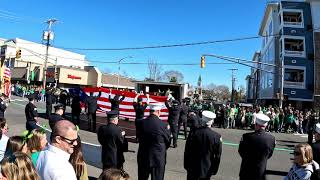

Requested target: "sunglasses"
[
  {"left": 294, "top": 151, "right": 302, "bottom": 156},
  {"left": 57, "top": 135, "right": 78, "bottom": 145}
]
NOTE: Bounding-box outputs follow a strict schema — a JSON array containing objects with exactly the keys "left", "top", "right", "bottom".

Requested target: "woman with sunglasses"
[{"left": 285, "top": 143, "right": 319, "bottom": 180}]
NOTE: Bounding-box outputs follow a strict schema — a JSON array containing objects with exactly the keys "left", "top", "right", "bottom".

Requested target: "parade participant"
[
  {"left": 69, "top": 136, "right": 89, "bottom": 180},
  {"left": 98, "top": 110, "right": 127, "bottom": 171},
  {"left": 179, "top": 99, "right": 189, "bottom": 140},
  {"left": 1, "top": 152, "right": 40, "bottom": 180},
  {"left": 187, "top": 109, "right": 201, "bottom": 135},
  {"left": 165, "top": 99, "right": 181, "bottom": 148},
  {"left": 238, "top": 113, "right": 276, "bottom": 180},
  {"left": 27, "top": 129, "right": 48, "bottom": 167},
  {"left": 60, "top": 90, "right": 68, "bottom": 116},
  {"left": 285, "top": 143, "right": 319, "bottom": 180},
  {"left": 25, "top": 95, "right": 39, "bottom": 132},
  {"left": 71, "top": 94, "right": 82, "bottom": 126},
  {"left": 137, "top": 103, "right": 171, "bottom": 180},
  {"left": 0, "top": 93, "right": 8, "bottom": 119},
  {"left": 133, "top": 92, "right": 149, "bottom": 142},
  {"left": 109, "top": 89, "right": 125, "bottom": 112},
  {"left": 37, "top": 120, "right": 78, "bottom": 180},
  {"left": 85, "top": 91, "right": 101, "bottom": 131},
  {"left": 45, "top": 88, "right": 53, "bottom": 119},
  {"left": 184, "top": 111, "right": 222, "bottom": 180},
  {"left": 98, "top": 168, "right": 130, "bottom": 180},
  {"left": 308, "top": 111, "right": 319, "bottom": 145},
  {"left": 49, "top": 104, "right": 65, "bottom": 129},
  {"left": 312, "top": 124, "right": 320, "bottom": 165}
]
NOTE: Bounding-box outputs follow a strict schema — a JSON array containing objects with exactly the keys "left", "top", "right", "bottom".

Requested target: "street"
[{"left": 6, "top": 96, "right": 306, "bottom": 180}]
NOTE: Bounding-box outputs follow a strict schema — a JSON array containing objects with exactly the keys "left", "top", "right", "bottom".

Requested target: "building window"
[
  {"left": 284, "top": 68, "right": 305, "bottom": 88},
  {"left": 280, "top": 10, "right": 304, "bottom": 28},
  {"left": 0, "top": 47, "right": 5, "bottom": 55},
  {"left": 281, "top": 37, "right": 305, "bottom": 57}
]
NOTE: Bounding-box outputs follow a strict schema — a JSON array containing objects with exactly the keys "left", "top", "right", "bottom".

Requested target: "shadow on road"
[{"left": 266, "top": 169, "right": 288, "bottom": 176}]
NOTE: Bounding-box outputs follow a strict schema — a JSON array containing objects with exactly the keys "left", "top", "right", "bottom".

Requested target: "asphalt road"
[{"left": 5, "top": 96, "right": 307, "bottom": 180}]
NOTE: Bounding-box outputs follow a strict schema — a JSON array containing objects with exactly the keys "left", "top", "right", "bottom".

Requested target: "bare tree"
[
  {"left": 204, "top": 84, "right": 230, "bottom": 102},
  {"left": 161, "top": 70, "right": 184, "bottom": 83},
  {"left": 148, "top": 59, "right": 162, "bottom": 81}
]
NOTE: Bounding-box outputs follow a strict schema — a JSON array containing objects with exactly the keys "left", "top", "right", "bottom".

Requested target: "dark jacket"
[
  {"left": 133, "top": 102, "right": 148, "bottom": 120},
  {"left": 238, "top": 129, "right": 275, "bottom": 180},
  {"left": 109, "top": 95, "right": 125, "bottom": 112},
  {"left": 179, "top": 104, "right": 189, "bottom": 123},
  {"left": 137, "top": 114, "right": 171, "bottom": 168},
  {"left": 97, "top": 123, "right": 127, "bottom": 169},
  {"left": 184, "top": 126, "right": 222, "bottom": 178},
  {"left": 0, "top": 99, "right": 7, "bottom": 119},
  {"left": 165, "top": 101, "right": 181, "bottom": 125},
  {"left": 49, "top": 113, "right": 64, "bottom": 129},
  {"left": 45, "top": 92, "right": 53, "bottom": 105},
  {"left": 312, "top": 140, "right": 320, "bottom": 165},
  {"left": 85, "top": 92, "right": 101, "bottom": 114},
  {"left": 25, "top": 102, "right": 38, "bottom": 122},
  {"left": 71, "top": 96, "right": 81, "bottom": 114}
]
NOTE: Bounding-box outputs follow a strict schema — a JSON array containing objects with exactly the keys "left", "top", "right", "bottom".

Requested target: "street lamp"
[{"left": 117, "top": 56, "right": 133, "bottom": 89}]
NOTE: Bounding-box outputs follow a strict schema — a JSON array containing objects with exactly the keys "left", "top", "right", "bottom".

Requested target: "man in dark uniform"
[
  {"left": 238, "top": 113, "right": 275, "bottom": 180},
  {"left": 71, "top": 94, "right": 81, "bottom": 126},
  {"left": 109, "top": 90, "right": 125, "bottom": 112},
  {"left": 25, "top": 95, "right": 39, "bottom": 132},
  {"left": 97, "top": 110, "right": 127, "bottom": 170},
  {"left": 85, "top": 91, "right": 101, "bottom": 131},
  {"left": 184, "top": 111, "right": 222, "bottom": 180},
  {"left": 179, "top": 99, "right": 189, "bottom": 140},
  {"left": 137, "top": 103, "right": 171, "bottom": 180},
  {"left": 0, "top": 94, "right": 8, "bottom": 119},
  {"left": 45, "top": 88, "right": 53, "bottom": 119},
  {"left": 308, "top": 111, "right": 319, "bottom": 145},
  {"left": 165, "top": 99, "right": 181, "bottom": 148},
  {"left": 59, "top": 90, "right": 68, "bottom": 117},
  {"left": 49, "top": 104, "right": 65, "bottom": 129},
  {"left": 312, "top": 123, "right": 320, "bottom": 164},
  {"left": 133, "top": 92, "right": 149, "bottom": 142}
]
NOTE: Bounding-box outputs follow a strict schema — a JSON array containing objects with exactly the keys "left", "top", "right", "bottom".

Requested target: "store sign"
[{"left": 68, "top": 74, "right": 82, "bottom": 80}]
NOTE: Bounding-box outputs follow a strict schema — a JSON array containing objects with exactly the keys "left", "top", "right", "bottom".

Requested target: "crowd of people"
[{"left": 3, "top": 87, "right": 320, "bottom": 180}]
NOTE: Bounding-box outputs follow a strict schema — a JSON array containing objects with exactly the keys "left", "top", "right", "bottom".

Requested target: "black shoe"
[{"left": 173, "top": 144, "right": 177, "bottom": 148}]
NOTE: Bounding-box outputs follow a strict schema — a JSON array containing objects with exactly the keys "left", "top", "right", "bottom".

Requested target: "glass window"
[
  {"left": 284, "top": 38, "right": 304, "bottom": 52},
  {"left": 283, "top": 11, "right": 302, "bottom": 25},
  {"left": 284, "top": 69, "right": 304, "bottom": 82}
]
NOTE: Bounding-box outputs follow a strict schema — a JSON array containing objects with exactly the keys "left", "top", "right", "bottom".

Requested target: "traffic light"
[
  {"left": 16, "top": 49, "right": 21, "bottom": 59},
  {"left": 200, "top": 56, "right": 205, "bottom": 68}
]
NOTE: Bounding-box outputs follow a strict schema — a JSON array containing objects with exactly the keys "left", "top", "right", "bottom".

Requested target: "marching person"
[
  {"left": 184, "top": 111, "right": 222, "bottom": 180},
  {"left": 49, "top": 104, "right": 65, "bottom": 129},
  {"left": 133, "top": 92, "right": 149, "bottom": 142},
  {"left": 97, "top": 110, "right": 128, "bottom": 171},
  {"left": 25, "top": 95, "right": 39, "bottom": 132},
  {"left": 85, "top": 91, "right": 101, "bottom": 132},
  {"left": 238, "top": 113, "right": 276, "bottom": 180},
  {"left": 165, "top": 99, "right": 181, "bottom": 148},
  {"left": 71, "top": 93, "right": 81, "bottom": 126},
  {"left": 137, "top": 103, "right": 171, "bottom": 180},
  {"left": 312, "top": 123, "right": 320, "bottom": 165},
  {"left": 0, "top": 94, "right": 8, "bottom": 119},
  {"left": 308, "top": 111, "right": 319, "bottom": 145},
  {"left": 109, "top": 89, "right": 125, "bottom": 112},
  {"left": 179, "top": 99, "right": 189, "bottom": 140},
  {"left": 45, "top": 88, "right": 53, "bottom": 119}
]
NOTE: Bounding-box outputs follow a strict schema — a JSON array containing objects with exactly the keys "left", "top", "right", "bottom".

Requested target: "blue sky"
[{"left": 0, "top": 0, "right": 268, "bottom": 90}]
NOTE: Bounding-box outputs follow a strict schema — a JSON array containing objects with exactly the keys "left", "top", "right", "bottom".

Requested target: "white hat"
[
  {"left": 255, "top": 113, "right": 270, "bottom": 126},
  {"left": 202, "top": 111, "right": 216, "bottom": 123},
  {"left": 315, "top": 123, "right": 320, "bottom": 134},
  {"left": 149, "top": 102, "right": 163, "bottom": 111}
]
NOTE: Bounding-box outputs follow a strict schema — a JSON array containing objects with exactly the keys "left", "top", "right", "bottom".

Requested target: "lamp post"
[{"left": 117, "top": 56, "right": 132, "bottom": 89}]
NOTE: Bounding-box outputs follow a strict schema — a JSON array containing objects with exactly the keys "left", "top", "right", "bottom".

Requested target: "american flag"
[
  {"left": 3, "top": 67, "right": 11, "bottom": 81},
  {"left": 83, "top": 87, "right": 169, "bottom": 121}
]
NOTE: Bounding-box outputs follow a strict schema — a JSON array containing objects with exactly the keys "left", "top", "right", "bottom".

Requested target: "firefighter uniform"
[
  {"left": 137, "top": 103, "right": 171, "bottom": 180},
  {"left": 179, "top": 100, "right": 189, "bottom": 140},
  {"left": 25, "top": 96, "right": 39, "bottom": 132},
  {"left": 0, "top": 94, "right": 8, "bottom": 119},
  {"left": 238, "top": 113, "right": 275, "bottom": 180},
  {"left": 49, "top": 104, "right": 65, "bottom": 129},
  {"left": 165, "top": 100, "right": 181, "bottom": 148},
  {"left": 85, "top": 91, "right": 101, "bottom": 131},
  {"left": 184, "top": 111, "right": 222, "bottom": 180}
]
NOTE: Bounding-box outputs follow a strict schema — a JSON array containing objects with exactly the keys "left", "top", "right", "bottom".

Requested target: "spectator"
[
  {"left": 69, "top": 136, "right": 89, "bottom": 180},
  {"left": 37, "top": 120, "right": 78, "bottom": 180},
  {"left": 0, "top": 128, "right": 8, "bottom": 162},
  {"left": 4, "top": 136, "right": 28, "bottom": 156},
  {"left": 0, "top": 118, "right": 9, "bottom": 136},
  {"left": 98, "top": 168, "right": 130, "bottom": 180},
  {"left": 285, "top": 143, "right": 319, "bottom": 180},
  {"left": 1, "top": 152, "right": 40, "bottom": 180},
  {"left": 27, "top": 129, "right": 48, "bottom": 167}
]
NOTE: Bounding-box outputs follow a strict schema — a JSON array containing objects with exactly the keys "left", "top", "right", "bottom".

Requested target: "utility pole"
[
  {"left": 42, "top": 19, "right": 58, "bottom": 89},
  {"left": 228, "top": 68, "right": 238, "bottom": 102}
]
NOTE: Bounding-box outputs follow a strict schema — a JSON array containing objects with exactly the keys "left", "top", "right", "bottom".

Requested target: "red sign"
[{"left": 68, "top": 74, "right": 81, "bottom": 80}]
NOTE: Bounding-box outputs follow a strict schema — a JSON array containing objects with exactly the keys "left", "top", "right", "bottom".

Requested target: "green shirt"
[{"left": 31, "top": 151, "right": 40, "bottom": 167}]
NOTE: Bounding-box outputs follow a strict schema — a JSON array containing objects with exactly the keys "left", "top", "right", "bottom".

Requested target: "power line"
[{"left": 0, "top": 10, "right": 42, "bottom": 24}]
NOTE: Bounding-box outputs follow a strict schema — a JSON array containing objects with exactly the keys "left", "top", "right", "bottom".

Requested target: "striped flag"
[
  {"left": 83, "top": 87, "right": 169, "bottom": 121},
  {"left": 3, "top": 67, "right": 11, "bottom": 81}
]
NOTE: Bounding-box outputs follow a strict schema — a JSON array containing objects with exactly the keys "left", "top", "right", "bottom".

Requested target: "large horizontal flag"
[{"left": 82, "top": 87, "right": 169, "bottom": 121}]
